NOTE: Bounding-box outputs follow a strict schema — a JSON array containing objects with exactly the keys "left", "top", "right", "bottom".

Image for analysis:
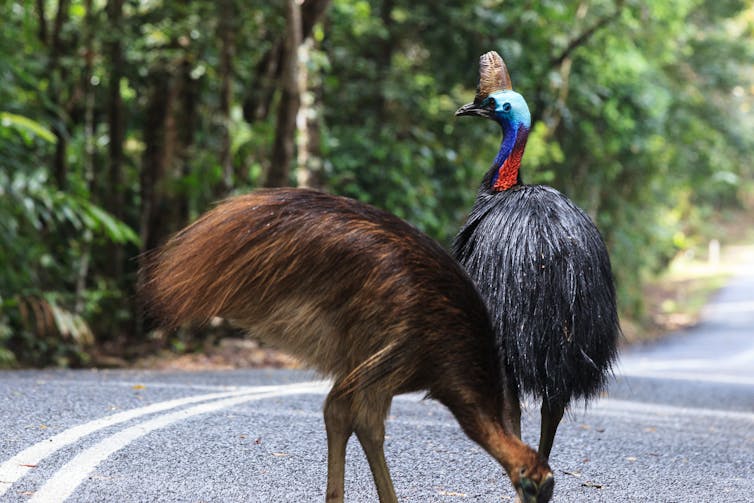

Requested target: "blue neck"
[
  {"left": 493, "top": 122, "right": 517, "bottom": 168},
  {"left": 489, "top": 121, "right": 519, "bottom": 189}
]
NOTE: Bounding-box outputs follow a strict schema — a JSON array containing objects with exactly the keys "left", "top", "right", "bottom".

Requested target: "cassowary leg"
[
  {"left": 353, "top": 393, "right": 397, "bottom": 503},
  {"left": 538, "top": 400, "right": 565, "bottom": 459},
  {"left": 502, "top": 380, "right": 522, "bottom": 438},
  {"left": 323, "top": 391, "right": 354, "bottom": 503}
]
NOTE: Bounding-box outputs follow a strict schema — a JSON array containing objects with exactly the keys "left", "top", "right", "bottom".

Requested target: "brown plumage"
[
  {"left": 140, "top": 188, "right": 553, "bottom": 503},
  {"left": 476, "top": 50, "right": 512, "bottom": 102}
]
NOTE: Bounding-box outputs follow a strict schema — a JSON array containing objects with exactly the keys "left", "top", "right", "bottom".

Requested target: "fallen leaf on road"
[
  {"left": 19, "top": 463, "right": 37, "bottom": 468},
  {"left": 582, "top": 481, "right": 604, "bottom": 489},
  {"left": 437, "top": 489, "right": 467, "bottom": 497},
  {"left": 131, "top": 384, "right": 146, "bottom": 390},
  {"left": 562, "top": 470, "right": 581, "bottom": 478},
  {"left": 626, "top": 456, "right": 637, "bottom": 462},
  {"left": 272, "top": 452, "right": 289, "bottom": 457}
]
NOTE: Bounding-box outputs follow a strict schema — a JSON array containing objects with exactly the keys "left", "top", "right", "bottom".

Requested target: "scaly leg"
[
  {"left": 323, "top": 391, "right": 354, "bottom": 503},
  {"left": 353, "top": 394, "right": 397, "bottom": 503},
  {"left": 538, "top": 400, "right": 565, "bottom": 459}
]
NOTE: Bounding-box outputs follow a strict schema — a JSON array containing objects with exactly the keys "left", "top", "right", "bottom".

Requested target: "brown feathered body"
[{"left": 141, "top": 188, "right": 552, "bottom": 503}]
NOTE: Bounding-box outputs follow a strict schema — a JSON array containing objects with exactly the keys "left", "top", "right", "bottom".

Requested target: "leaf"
[
  {"left": 582, "top": 481, "right": 604, "bottom": 489},
  {"left": 437, "top": 489, "right": 468, "bottom": 497},
  {"left": 0, "top": 112, "right": 57, "bottom": 144},
  {"left": 80, "top": 202, "right": 140, "bottom": 245}
]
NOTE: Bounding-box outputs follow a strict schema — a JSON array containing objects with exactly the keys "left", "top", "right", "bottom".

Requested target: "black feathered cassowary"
[{"left": 453, "top": 51, "right": 620, "bottom": 458}]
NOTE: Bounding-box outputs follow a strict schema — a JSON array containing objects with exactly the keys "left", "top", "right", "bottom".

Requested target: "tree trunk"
[
  {"left": 139, "top": 68, "right": 178, "bottom": 253},
  {"left": 44, "top": 0, "right": 71, "bottom": 190},
  {"left": 267, "top": 0, "right": 303, "bottom": 187},
  {"left": 242, "top": 0, "right": 330, "bottom": 126},
  {"left": 217, "top": 0, "right": 237, "bottom": 192},
  {"left": 75, "top": 0, "right": 96, "bottom": 315},
  {"left": 374, "top": 0, "right": 394, "bottom": 125},
  {"left": 175, "top": 57, "right": 199, "bottom": 224},
  {"left": 106, "top": 0, "right": 125, "bottom": 217},
  {"left": 82, "top": 0, "right": 95, "bottom": 193},
  {"left": 140, "top": 53, "right": 199, "bottom": 253},
  {"left": 242, "top": 42, "right": 282, "bottom": 124},
  {"left": 295, "top": 36, "right": 313, "bottom": 188},
  {"left": 295, "top": 37, "right": 324, "bottom": 189}
]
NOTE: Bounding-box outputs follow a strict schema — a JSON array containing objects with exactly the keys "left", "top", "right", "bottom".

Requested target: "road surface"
[{"left": 1, "top": 251, "right": 753, "bottom": 502}]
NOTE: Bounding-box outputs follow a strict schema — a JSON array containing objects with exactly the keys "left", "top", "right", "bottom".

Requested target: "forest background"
[{"left": 1, "top": 0, "right": 753, "bottom": 367}]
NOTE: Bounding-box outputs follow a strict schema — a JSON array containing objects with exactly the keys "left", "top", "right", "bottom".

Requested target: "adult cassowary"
[{"left": 452, "top": 51, "right": 620, "bottom": 458}]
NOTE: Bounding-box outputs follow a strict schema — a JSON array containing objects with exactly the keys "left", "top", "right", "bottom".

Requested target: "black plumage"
[
  {"left": 453, "top": 51, "right": 620, "bottom": 458},
  {"left": 453, "top": 185, "right": 618, "bottom": 404}
]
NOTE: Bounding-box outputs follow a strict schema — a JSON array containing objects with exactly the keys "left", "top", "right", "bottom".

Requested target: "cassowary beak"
[{"left": 455, "top": 101, "right": 495, "bottom": 119}]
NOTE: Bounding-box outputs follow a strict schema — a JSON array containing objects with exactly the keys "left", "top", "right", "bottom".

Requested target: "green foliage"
[
  {"left": 0, "top": 121, "right": 139, "bottom": 366},
  {"left": 0, "top": 0, "right": 752, "bottom": 365},
  {"left": 0, "top": 4, "right": 141, "bottom": 365}
]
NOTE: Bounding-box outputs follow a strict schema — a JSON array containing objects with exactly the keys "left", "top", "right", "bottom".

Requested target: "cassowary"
[
  {"left": 141, "top": 188, "right": 553, "bottom": 503},
  {"left": 452, "top": 51, "right": 620, "bottom": 459}
]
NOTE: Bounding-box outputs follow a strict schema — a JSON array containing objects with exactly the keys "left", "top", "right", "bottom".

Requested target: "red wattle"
[{"left": 493, "top": 128, "right": 528, "bottom": 192}]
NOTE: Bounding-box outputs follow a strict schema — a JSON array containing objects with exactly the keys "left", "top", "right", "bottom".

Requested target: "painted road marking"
[
  {"left": 617, "top": 345, "right": 754, "bottom": 386},
  {"left": 25, "top": 386, "right": 754, "bottom": 503},
  {"left": 618, "top": 370, "right": 754, "bottom": 386},
  {"left": 0, "top": 381, "right": 325, "bottom": 497},
  {"left": 592, "top": 397, "right": 754, "bottom": 423},
  {"left": 618, "top": 356, "right": 754, "bottom": 385},
  {"left": 28, "top": 381, "right": 329, "bottom": 503}
]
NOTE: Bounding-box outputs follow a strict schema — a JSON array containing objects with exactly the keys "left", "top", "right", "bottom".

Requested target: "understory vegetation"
[{"left": 1, "top": 0, "right": 753, "bottom": 366}]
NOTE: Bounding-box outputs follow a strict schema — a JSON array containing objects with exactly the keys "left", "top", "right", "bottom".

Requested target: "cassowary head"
[
  {"left": 455, "top": 51, "right": 531, "bottom": 130},
  {"left": 455, "top": 51, "right": 532, "bottom": 192}
]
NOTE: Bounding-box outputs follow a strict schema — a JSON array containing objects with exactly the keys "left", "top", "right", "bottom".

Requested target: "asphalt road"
[{"left": 1, "top": 255, "right": 753, "bottom": 502}]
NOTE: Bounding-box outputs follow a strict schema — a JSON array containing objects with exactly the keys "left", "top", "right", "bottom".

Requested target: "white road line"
[
  {"left": 590, "top": 397, "right": 754, "bottom": 422},
  {"left": 619, "top": 345, "right": 754, "bottom": 370},
  {"left": 24, "top": 378, "right": 256, "bottom": 391},
  {"left": 617, "top": 369, "right": 754, "bottom": 386},
  {"left": 29, "top": 381, "right": 329, "bottom": 503},
  {"left": 0, "top": 381, "right": 325, "bottom": 497}
]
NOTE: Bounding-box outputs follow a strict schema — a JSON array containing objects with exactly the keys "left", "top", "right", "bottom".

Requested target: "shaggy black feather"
[{"left": 453, "top": 184, "right": 620, "bottom": 407}]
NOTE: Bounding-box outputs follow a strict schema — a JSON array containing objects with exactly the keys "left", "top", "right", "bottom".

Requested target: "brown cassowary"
[
  {"left": 141, "top": 188, "right": 553, "bottom": 503},
  {"left": 452, "top": 51, "right": 620, "bottom": 459}
]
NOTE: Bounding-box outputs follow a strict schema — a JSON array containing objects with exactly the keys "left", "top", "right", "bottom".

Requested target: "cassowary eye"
[
  {"left": 502, "top": 102, "right": 512, "bottom": 112},
  {"left": 487, "top": 98, "right": 496, "bottom": 109}
]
